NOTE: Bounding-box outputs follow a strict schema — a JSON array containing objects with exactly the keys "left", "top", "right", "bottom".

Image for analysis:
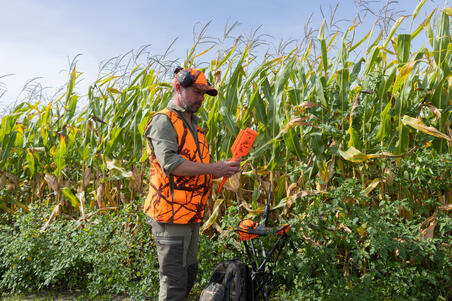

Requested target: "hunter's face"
[{"left": 181, "top": 86, "right": 205, "bottom": 113}]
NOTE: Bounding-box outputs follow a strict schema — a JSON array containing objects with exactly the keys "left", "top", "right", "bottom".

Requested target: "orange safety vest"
[{"left": 143, "top": 108, "right": 212, "bottom": 224}]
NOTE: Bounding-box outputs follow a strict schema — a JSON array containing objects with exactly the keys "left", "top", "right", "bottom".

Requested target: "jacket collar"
[{"left": 167, "top": 100, "right": 199, "bottom": 124}]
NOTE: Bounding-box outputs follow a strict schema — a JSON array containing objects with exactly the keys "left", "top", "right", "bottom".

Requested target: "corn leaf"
[
  {"left": 411, "top": 8, "right": 436, "bottom": 40},
  {"left": 106, "top": 159, "right": 133, "bottom": 178},
  {"left": 410, "top": 0, "right": 427, "bottom": 30},
  {"left": 383, "top": 16, "right": 407, "bottom": 49},
  {"left": 401, "top": 115, "right": 452, "bottom": 141},
  {"left": 442, "top": 7, "right": 452, "bottom": 16},
  {"left": 62, "top": 187, "right": 80, "bottom": 208},
  {"left": 364, "top": 178, "right": 380, "bottom": 196},
  {"left": 392, "top": 61, "right": 417, "bottom": 95},
  {"left": 339, "top": 147, "right": 370, "bottom": 162},
  {"left": 201, "top": 198, "right": 224, "bottom": 233},
  {"left": 397, "top": 34, "right": 411, "bottom": 63}
]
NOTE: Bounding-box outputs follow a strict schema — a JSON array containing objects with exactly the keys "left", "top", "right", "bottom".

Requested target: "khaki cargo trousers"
[{"left": 146, "top": 215, "right": 200, "bottom": 301}]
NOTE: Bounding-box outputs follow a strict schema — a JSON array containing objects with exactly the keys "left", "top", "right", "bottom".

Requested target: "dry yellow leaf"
[{"left": 402, "top": 115, "right": 452, "bottom": 142}]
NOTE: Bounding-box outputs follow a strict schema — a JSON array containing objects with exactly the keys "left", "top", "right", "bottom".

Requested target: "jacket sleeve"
[{"left": 144, "top": 114, "right": 185, "bottom": 176}]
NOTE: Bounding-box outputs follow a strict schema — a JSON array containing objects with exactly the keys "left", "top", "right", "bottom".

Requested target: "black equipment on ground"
[
  {"left": 200, "top": 183, "right": 297, "bottom": 300},
  {"left": 233, "top": 184, "right": 295, "bottom": 300},
  {"left": 199, "top": 259, "right": 254, "bottom": 301}
]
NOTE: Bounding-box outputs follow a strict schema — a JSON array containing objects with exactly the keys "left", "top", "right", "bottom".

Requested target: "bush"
[
  {"left": 0, "top": 203, "right": 159, "bottom": 300},
  {"left": 274, "top": 177, "right": 451, "bottom": 300}
]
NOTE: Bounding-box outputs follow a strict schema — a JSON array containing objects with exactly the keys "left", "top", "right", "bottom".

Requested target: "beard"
[{"left": 184, "top": 101, "right": 202, "bottom": 113}]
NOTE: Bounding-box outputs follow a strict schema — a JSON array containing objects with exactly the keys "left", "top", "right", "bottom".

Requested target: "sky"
[{"left": 0, "top": 0, "right": 449, "bottom": 111}]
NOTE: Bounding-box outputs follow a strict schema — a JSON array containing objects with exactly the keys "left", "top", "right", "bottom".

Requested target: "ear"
[
  {"left": 173, "top": 83, "right": 184, "bottom": 102},
  {"left": 174, "top": 82, "right": 182, "bottom": 93}
]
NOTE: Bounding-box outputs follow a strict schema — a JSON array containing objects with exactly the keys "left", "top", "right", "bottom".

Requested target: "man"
[{"left": 143, "top": 67, "right": 241, "bottom": 300}]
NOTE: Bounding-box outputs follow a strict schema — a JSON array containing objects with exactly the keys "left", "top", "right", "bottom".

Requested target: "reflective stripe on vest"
[{"left": 143, "top": 108, "right": 212, "bottom": 224}]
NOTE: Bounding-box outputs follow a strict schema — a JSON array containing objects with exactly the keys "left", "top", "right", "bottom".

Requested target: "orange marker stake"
[{"left": 217, "top": 128, "right": 257, "bottom": 192}]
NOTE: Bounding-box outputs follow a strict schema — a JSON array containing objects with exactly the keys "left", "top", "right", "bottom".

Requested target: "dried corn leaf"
[
  {"left": 419, "top": 211, "right": 438, "bottom": 240},
  {"left": 201, "top": 198, "right": 224, "bottom": 233},
  {"left": 402, "top": 115, "right": 452, "bottom": 142},
  {"left": 0, "top": 173, "right": 6, "bottom": 188},
  {"left": 294, "top": 102, "right": 320, "bottom": 114},
  {"left": 44, "top": 173, "right": 59, "bottom": 193},
  {"left": 82, "top": 167, "right": 92, "bottom": 190},
  {"left": 282, "top": 189, "right": 315, "bottom": 215},
  {"left": 131, "top": 165, "right": 144, "bottom": 193},
  {"left": 40, "top": 203, "right": 62, "bottom": 232},
  {"left": 338, "top": 223, "right": 352, "bottom": 233},
  {"left": 364, "top": 178, "right": 380, "bottom": 196},
  {"left": 96, "top": 183, "right": 105, "bottom": 209},
  {"left": 421, "top": 102, "right": 442, "bottom": 119},
  {"left": 106, "top": 159, "right": 132, "bottom": 178},
  {"left": 439, "top": 204, "right": 452, "bottom": 211},
  {"left": 420, "top": 220, "right": 437, "bottom": 240},
  {"left": 339, "top": 147, "right": 372, "bottom": 162},
  {"left": 340, "top": 146, "right": 412, "bottom": 162},
  {"left": 223, "top": 172, "right": 241, "bottom": 193},
  {"left": 77, "top": 186, "right": 85, "bottom": 218}
]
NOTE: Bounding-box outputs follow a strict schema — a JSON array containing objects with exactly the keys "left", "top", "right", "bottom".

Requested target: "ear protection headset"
[{"left": 174, "top": 67, "right": 196, "bottom": 88}]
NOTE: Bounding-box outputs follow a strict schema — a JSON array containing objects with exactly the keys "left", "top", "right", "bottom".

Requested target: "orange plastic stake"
[{"left": 217, "top": 128, "right": 257, "bottom": 192}]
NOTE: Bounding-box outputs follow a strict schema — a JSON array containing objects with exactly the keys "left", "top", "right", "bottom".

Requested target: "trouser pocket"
[{"left": 155, "top": 236, "right": 184, "bottom": 276}]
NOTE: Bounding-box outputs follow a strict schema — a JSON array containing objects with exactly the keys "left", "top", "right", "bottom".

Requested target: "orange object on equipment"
[
  {"left": 217, "top": 128, "right": 257, "bottom": 192},
  {"left": 235, "top": 220, "right": 290, "bottom": 241},
  {"left": 277, "top": 224, "right": 290, "bottom": 236},
  {"left": 235, "top": 220, "right": 260, "bottom": 241}
]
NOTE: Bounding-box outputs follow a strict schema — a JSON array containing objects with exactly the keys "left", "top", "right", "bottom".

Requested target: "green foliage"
[
  {"left": 0, "top": 203, "right": 159, "bottom": 300},
  {"left": 0, "top": 201, "right": 246, "bottom": 299},
  {"left": 274, "top": 177, "right": 451, "bottom": 300},
  {"left": 390, "top": 149, "right": 452, "bottom": 205},
  {"left": 1, "top": 159, "right": 451, "bottom": 299}
]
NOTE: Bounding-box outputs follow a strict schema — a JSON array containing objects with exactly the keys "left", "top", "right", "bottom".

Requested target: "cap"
[{"left": 173, "top": 68, "right": 218, "bottom": 96}]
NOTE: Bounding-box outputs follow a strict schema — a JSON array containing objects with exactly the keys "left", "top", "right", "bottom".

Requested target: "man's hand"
[{"left": 210, "top": 159, "right": 241, "bottom": 179}]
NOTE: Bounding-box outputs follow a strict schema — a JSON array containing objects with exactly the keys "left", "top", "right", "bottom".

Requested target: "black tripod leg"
[
  {"left": 244, "top": 241, "right": 258, "bottom": 273},
  {"left": 255, "top": 236, "right": 291, "bottom": 300}
]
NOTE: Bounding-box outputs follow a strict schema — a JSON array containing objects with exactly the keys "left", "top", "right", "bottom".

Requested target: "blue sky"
[{"left": 0, "top": 0, "right": 448, "bottom": 109}]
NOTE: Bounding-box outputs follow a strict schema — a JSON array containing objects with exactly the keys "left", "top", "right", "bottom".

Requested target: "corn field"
[{"left": 0, "top": 4, "right": 451, "bottom": 234}]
